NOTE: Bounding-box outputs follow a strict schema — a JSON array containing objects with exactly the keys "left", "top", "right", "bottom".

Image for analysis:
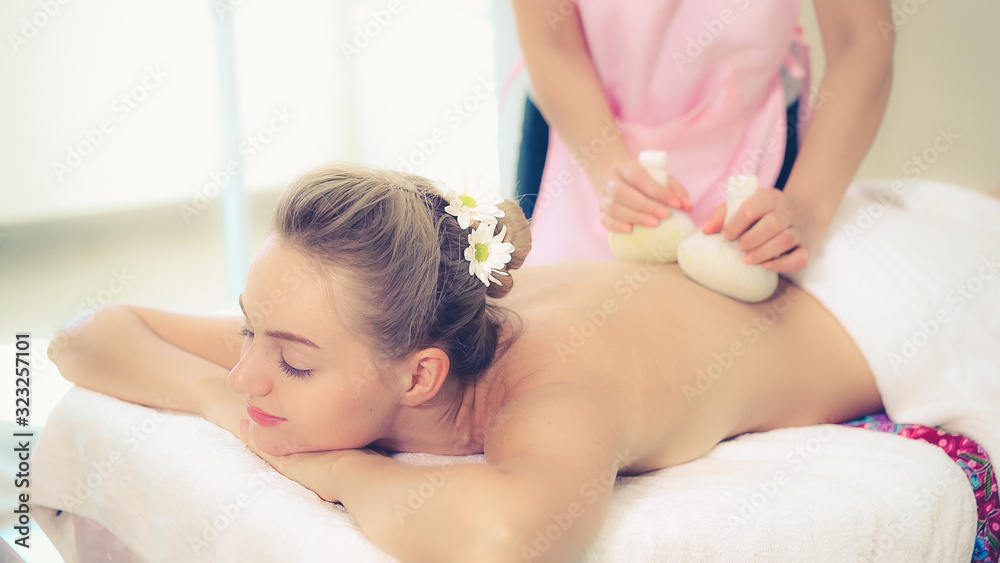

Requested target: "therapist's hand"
[
  {"left": 593, "top": 157, "right": 692, "bottom": 233},
  {"left": 701, "top": 188, "right": 814, "bottom": 273}
]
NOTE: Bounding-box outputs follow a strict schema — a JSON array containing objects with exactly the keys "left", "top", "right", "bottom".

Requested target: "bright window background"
[
  {"left": 0, "top": 1, "right": 500, "bottom": 559},
  {"left": 0, "top": 0, "right": 499, "bottom": 224},
  {"left": 0, "top": 0, "right": 502, "bottom": 337}
]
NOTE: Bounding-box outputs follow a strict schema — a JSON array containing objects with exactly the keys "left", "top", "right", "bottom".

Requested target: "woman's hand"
[
  {"left": 238, "top": 419, "right": 385, "bottom": 503},
  {"left": 593, "top": 157, "right": 692, "bottom": 233},
  {"left": 701, "top": 188, "right": 814, "bottom": 273}
]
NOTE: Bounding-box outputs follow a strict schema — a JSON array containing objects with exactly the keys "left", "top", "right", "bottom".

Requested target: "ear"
[{"left": 398, "top": 348, "right": 451, "bottom": 407}]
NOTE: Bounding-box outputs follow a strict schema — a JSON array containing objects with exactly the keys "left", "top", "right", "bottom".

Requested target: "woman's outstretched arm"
[
  {"left": 48, "top": 305, "right": 245, "bottom": 433},
  {"left": 244, "top": 381, "right": 625, "bottom": 563}
]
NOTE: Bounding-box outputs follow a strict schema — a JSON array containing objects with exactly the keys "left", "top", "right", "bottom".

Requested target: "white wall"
[{"left": 801, "top": 0, "right": 1000, "bottom": 191}]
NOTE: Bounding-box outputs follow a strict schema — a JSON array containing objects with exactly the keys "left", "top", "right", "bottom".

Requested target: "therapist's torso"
[{"left": 527, "top": 0, "right": 803, "bottom": 265}]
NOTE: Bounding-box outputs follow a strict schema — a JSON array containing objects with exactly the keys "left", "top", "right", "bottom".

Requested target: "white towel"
[
  {"left": 34, "top": 387, "right": 976, "bottom": 562},
  {"left": 789, "top": 179, "right": 1000, "bottom": 461}
]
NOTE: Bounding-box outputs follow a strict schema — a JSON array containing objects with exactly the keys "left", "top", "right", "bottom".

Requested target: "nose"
[{"left": 226, "top": 344, "right": 273, "bottom": 397}]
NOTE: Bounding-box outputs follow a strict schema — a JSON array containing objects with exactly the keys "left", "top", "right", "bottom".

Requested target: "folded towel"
[
  {"left": 789, "top": 179, "right": 1000, "bottom": 462},
  {"left": 34, "top": 387, "right": 976, "bottom": 562}
]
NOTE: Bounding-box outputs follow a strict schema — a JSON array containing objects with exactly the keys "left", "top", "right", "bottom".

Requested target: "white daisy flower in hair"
[
  {"left": 442, "top": 178, "right": 505, "bottom": 229},
  {"left": 464, "top": 219, "right": 515, "bottom": 287}
]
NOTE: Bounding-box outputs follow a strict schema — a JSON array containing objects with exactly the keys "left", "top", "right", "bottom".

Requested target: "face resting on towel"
[{"left": 54, "top": 162, "right": 894, "bottom": 562}]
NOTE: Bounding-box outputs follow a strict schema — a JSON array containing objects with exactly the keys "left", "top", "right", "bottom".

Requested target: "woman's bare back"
[{"left": 489, "top": 262, "right": 883, "bottom": 474}]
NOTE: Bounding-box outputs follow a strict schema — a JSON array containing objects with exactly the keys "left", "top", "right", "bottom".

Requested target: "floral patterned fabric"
[{"left": 843, "top": 413, "right": 998, "bottom": 562}]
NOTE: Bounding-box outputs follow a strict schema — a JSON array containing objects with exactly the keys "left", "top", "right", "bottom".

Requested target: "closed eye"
[
  {"left": 242, "top": 325, "right": 312, "bottom": 379},
  {"left": 279, "top": 358, "right": 312, "bottom": 380}
]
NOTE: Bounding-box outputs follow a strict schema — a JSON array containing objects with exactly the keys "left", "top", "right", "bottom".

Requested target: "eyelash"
[
  {"left": 279, "top": 360, "right": 313, "bottom": 380},
  {"left": 239, "top": 327, "right": 313, "bottom": 380}
]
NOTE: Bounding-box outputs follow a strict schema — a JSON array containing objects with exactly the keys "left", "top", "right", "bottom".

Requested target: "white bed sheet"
[{"left": 34, "top": 387, "right": 976, "bottom": 563}]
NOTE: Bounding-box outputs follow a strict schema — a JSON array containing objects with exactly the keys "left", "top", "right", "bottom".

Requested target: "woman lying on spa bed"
[{"left": 49, "top": 163, "right": 887, "bottom": 562}]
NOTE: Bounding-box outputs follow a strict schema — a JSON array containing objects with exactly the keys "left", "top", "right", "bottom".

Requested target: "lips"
[{"left": 246, "top": 404, "right": 286, "bottom": 427}]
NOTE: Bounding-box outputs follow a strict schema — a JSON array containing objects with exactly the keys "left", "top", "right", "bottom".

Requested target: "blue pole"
[{"left": 211, "top": 0, "right": 250, "bottom": 306}]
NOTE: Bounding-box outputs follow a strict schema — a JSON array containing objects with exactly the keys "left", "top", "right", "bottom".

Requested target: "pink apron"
[{"left": 525, "top": 0, "right": 808, "bottom": 265}]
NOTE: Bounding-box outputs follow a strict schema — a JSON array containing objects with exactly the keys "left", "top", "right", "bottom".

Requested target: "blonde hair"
[{"left": 272, "top": 162, "right": 531, "bottom": 385}]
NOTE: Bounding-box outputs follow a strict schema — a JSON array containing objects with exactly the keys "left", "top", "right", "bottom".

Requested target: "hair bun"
[
  {"left": 485, "top": 200, "right": 532, "bottom": 299},
  {"left": 274, "top": 162, "right": 525, "bottom": 386}
]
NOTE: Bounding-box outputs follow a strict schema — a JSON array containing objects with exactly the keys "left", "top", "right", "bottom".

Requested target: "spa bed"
[
  {"left": 31, "top": 385, "right": 996, "bottom": 562},
  {"left": 31, "top": 179, "right": 1000, "bottom": 561}
]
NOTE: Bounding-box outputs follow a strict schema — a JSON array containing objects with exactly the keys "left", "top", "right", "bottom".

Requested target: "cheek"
[
  {"left": 344, "top": 362, "right": 390, "bottom": 400},
  {"left": 282, "top": 383, "right": 380, "bottom": 450}
]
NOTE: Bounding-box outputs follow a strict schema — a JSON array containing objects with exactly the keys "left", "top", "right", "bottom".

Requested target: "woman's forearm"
[
  {"left": 526, "top": 48, "right": 629, "bottom": 183},
  {"left": 48, "top": 305, "right": 235, "bottom": 418},
  {"left": 126, "top": 305, "right": 244, "bottom": 370},
  {"left": 330, "top": 453, "right": 551, "bottom": 563},
  {"left": 512, "top": 0, "right": 630, "bottom": 189},
  {"left": 782, "top": 2, "right": 894, "bottom": 240}
]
